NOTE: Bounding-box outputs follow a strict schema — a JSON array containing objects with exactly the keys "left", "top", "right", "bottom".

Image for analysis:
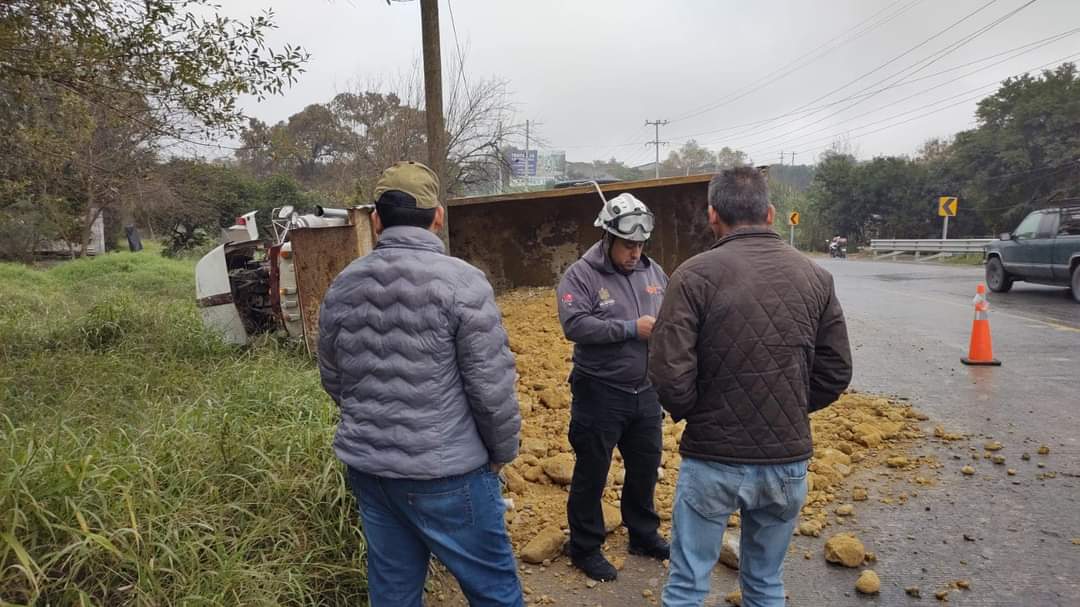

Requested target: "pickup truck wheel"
[
  {"left": 1071, "top": 264, "right": 1080, "bottom": 304},
  {"left": 985, "top": 257, "right": 1013, "bottom": 293}
]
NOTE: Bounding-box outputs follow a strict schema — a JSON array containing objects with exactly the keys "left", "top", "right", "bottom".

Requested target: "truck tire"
[
  {"left": 1071, "top": 264, "right": 1080, "bottom": 304},
  {"left": 985, "top": 257, "right": 1013, "bottom": 293}
]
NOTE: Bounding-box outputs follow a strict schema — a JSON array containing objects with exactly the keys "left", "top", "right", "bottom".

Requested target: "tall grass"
[{"left": 0, "top": 253, "right": 367, "bottom": 605}]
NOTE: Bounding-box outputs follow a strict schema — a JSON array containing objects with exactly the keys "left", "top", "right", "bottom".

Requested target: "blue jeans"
[
  {"left": 662, "top": 457, "right": 809, "bottom": 607},
  {"left": 346, "top": 465, "right": 524, "bottom": 607}
]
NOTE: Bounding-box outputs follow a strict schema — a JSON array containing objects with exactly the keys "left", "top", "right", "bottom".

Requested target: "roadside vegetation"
[
  {"left": 941, "top": 253, "right": 986, "bottom": 266},
  {"left": 0, "top": 252, "right": 366, "bottom": 605}
]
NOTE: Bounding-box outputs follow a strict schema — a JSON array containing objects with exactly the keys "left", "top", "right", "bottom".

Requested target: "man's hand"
[
  {"left": 490, "top": 462, "right": 506, "bottom": 475},
  {"left": 636, "top": 315, "right": 656, "bottom": 340}
]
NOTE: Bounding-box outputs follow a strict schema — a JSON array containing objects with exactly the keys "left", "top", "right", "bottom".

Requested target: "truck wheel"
[
  {"left": 985, "top": 257, "right": 1013, "bottom": 293},
  {"left": 1071, "top": 264, "right": 1080, "bottom": 304}
]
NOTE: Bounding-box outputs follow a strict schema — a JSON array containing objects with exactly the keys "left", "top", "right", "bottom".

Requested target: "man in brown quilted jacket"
[{"left": 651, "top": 166, "right": 852, "bottom": 607}]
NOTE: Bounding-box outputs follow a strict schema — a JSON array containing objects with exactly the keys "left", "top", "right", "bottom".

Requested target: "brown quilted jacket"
[{"left": 648, "top": 227, "right": 852, "bottom": 464}]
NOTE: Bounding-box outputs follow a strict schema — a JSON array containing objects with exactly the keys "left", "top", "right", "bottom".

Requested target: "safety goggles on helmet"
[
  {"left": 593, "top": 191, "right": 655, "bottom": 242},
  {"left": 607, "top": 209, "right": 655, "bottom": 238}
]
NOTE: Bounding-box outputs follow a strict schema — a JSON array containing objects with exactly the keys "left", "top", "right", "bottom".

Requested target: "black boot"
[
  {"left": 571, "top": 552, "right": 618, "bottom": 582},
  {"left": 629, "top": 537, "right": 670, "bottom": 561}
]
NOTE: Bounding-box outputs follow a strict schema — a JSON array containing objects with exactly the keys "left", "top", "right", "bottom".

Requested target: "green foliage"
[
  {"left": 948, "top": 62, "right": 1080, "bottom": 232},
  {"left": 0, "top": 0, "right": 308, "bottom": 260},
  {"left": 0, "top": 253, "right": 367, "bottom": 605},
  {"left": 236, "top": 91, "right": 430, "bottom": 199},
  {"left": 148, "top": 161, "right": 320, "bottom": 256},
  {"left": 1, "top": 0, "right": 308, "bottom": 139},
  {"left": 662, "top": 141, "right": 748, "bottom": 177},
  {"left": 566, "top": 159, "right": 647, "bottom": 181},
  {"left": 808, "top": 63, "right": 1079, "bottom": 242},
  {"left": 770, "top": 180, "right": 830, "bottom": 251}
]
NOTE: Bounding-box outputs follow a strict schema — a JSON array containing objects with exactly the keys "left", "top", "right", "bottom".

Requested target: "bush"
[{"left": 162, "top": 225, "right": 211, "bottom": 258}]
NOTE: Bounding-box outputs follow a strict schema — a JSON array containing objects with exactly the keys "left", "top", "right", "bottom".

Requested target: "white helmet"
[{"left": 594, "top": 192, "right": 655, "bottom": 242}]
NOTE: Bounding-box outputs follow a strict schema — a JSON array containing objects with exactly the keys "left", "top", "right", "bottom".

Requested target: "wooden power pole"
[{"left": 419, "top": 0, "right": 449, "bottom": 250}]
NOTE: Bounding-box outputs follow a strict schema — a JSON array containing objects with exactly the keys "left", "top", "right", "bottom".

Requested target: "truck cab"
[
  {"left": 195, "top": 206, "right": 376, "bottom": 351},
  {"left": 984, "top": 204, "right": 1080, "bottom": 303}
]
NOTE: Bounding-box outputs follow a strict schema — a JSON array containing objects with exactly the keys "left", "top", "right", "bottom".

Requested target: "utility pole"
[
  {"left": 645, "top": 119, "right": 669, "bottom": 179},
  {"left": 520, "top": 119, "right": 543, "bottom": 189},
  {"left": 779, "top": 151, "right": 785, "bottom": 166},
  {"left": 791, "top": 151, "right": 796, "bottom": 165},
  {"left": 419, "top": 0, "right": 448, "bottom": 249}
]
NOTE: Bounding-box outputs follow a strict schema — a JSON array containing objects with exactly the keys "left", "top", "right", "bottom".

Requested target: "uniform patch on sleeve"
[{"left": 561, "top": 292, "right": 574, "bottom": 304}]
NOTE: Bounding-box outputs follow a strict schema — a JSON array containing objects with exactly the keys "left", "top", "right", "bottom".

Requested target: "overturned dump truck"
[
  {"left": 194, "top": 205, "right": 376, "bottom": 353},
  {"left": 195, "top": 174, "right": 714, "bottom": 350}
]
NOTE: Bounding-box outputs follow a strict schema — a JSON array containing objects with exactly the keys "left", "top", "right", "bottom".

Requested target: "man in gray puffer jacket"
[{"left": 318, "top": 161, "right": 523, "bottom": 607}]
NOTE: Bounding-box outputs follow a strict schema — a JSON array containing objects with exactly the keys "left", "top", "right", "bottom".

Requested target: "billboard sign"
[{"left": 509, "top": 150, "right": 538, "bottom": 177}]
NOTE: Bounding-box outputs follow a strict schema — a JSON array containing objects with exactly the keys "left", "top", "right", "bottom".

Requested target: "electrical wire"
[
  {"left": 446, "top": 0, "right": 470, "bottom": 95},
  {"left": 664, "top": 11, "right": 1071, "bottom": 149},
  {"left": 743, "top": 50, "right": 1080, "bottom": 161},
  {"left": 728, "top": 0, "right": 1041, "bottom": 154},
  {"left": 670, "top": 0, "right": 924, "bottom": 123}
]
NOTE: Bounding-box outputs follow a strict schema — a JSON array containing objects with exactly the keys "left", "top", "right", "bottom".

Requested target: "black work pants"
[{"left": 566, "top": 373, "right": 663, "bottom": 557}]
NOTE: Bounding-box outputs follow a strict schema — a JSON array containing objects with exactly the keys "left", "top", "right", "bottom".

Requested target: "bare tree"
[
  {"left": 442, "top": 53, "right": 522, "bottom": 194},
  {"left": 364, "top": 57, "right": 523, "bottom": 195},
  {"left": 231, "top": 56, "right": 522, "bottom": 202}
]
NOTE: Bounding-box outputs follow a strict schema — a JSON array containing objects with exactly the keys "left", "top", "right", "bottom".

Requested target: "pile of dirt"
[{"left": 497, "top": 288, "right": 933, "bottom": 559}]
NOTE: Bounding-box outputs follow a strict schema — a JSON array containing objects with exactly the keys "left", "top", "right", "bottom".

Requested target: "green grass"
[
  {"left": 0, "top": 252, "right": 366, "bottom": 606},
  {"left": 940, "top": 253, "right": 986, "bottom": 266}
]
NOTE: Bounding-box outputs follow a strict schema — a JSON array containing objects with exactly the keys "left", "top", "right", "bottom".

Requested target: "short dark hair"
[
  {"left": 708, "top": 166, "right": 770, "bottom": 226},
  {"left": 375, "top": 190, "right": 437, "bottom": 228}
]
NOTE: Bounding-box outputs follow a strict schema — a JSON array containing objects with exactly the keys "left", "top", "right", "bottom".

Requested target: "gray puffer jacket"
[{"left": 318, "top": 226, "right": 521, "bottom": 479}]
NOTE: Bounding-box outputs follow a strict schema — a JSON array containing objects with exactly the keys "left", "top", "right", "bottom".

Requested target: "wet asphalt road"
[
  {"left": 719, "top": 259, "right": 1080, "bottom": 607},
  {"left": 506, "top": 258, "right": 1080, "bottom": 607}
]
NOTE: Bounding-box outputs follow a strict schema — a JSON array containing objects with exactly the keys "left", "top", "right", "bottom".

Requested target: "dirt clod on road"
[
  {"left": 855, "top": 569, "right": 881, "bottom": 594},
  {"left": 824, "top": 533, "right": 866, "bottom": 567}
]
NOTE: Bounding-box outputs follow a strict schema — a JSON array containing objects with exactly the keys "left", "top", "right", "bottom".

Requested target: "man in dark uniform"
[{"left": 556, "top": 192, "right": 670, "bottom": 582}]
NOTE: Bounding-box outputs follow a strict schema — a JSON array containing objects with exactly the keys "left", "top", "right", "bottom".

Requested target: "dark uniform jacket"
[{"left": 557, "top": 240, "right": 669, "bottom": 392}]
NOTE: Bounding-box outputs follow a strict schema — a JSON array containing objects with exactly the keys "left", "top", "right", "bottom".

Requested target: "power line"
[
  {"left": 776, "top": 60, "right": 1070, "bottom": 161},
  {"left": 446, "top": 0, "right": 469, "bottom": 94},
  {"left": 668, "top": 0, "right": 1004, "bottom": 154},
  {"left": 669, "top": 27, "right": 1075, "bottom": 161},
  {"left": 568, "top": 2, "right": 1058, "bottom": 168},
  {"left": 735, "top": 0, "right": 1041, "bottom": 153},
  {"left": 979, "top": 160, "right": 1080, "bottom": 182},
  {"left": 780, "top": 0, "right": 1002, "bottom": 120},
  {"left": 700, "top": 0, "right": 1035, "bottom": 157},
  {"left": 749, "top": 86, "right": 996, "bottom": 160},
  {"left": 583, "top": 124, "right": 649, "bottom": 165},
  {"left": 729, "top": 21, "right": 1060, "bottom": 158},
  {"left": 670, "top": 0, "right": 924, "bottom": 123},
  {"left": 665, "top": 16, "right": 1073, "bottom": 149},
  {"left": 741, "top": 49, "right": 1080, "bottom": 161}
]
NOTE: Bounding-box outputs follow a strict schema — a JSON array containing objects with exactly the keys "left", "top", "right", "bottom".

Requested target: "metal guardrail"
[
  {"left": 869, "top": 238, "right": 994, "bottom": 261},
  {"left": 870, "top": 238, "right": 994, "bottom": 253}
]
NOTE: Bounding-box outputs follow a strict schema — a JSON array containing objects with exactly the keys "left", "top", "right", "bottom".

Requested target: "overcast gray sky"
[{"left": 217, "top": 0, "right": 1080, "bottom": 165}]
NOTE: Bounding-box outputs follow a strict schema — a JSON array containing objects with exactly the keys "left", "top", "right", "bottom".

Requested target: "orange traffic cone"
[{"left": 961, "top": 283, "right": 1001, "bottom": 366}]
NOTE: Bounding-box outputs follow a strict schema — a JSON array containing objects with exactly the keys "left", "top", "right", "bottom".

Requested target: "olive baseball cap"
[{"left": 373, "top": 161, "right": 440, "bottom": 209}]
